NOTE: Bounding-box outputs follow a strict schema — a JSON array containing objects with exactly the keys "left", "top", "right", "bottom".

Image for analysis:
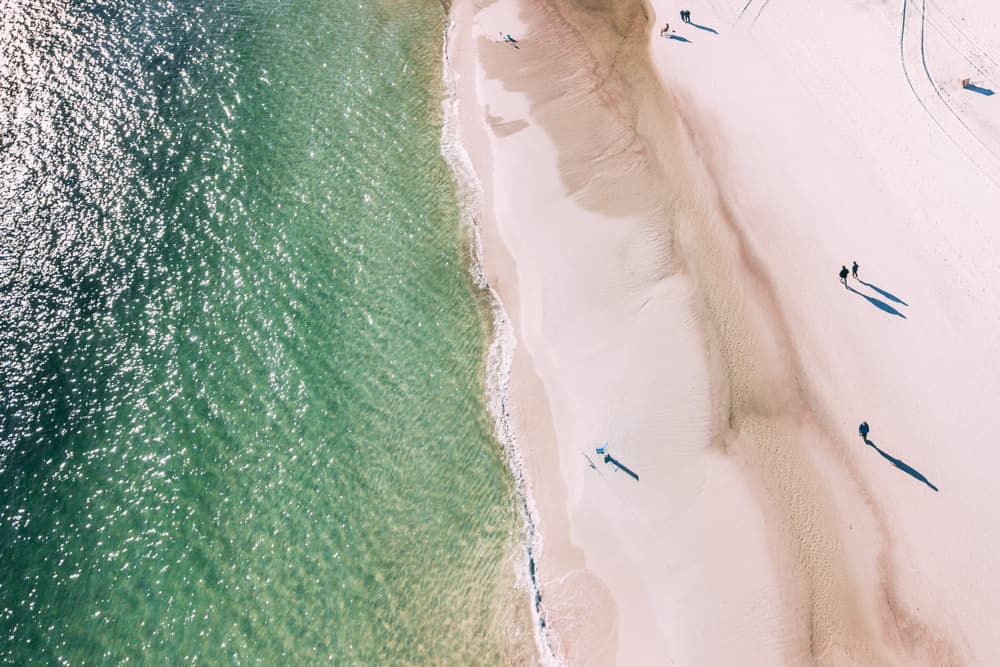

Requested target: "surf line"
[{"left": 440, "top": 12, "right": 564, "bottom": 665}]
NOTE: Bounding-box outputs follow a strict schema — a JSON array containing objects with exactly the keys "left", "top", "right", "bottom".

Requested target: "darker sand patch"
[
  {"left": 476, "top": 0, "right": 671, "bottom": 221},
  {"left": 487, "top": 109, "right": 530, "bottom": 137},
  {"left": 682, "top": 95, "right": 964, "bottom": 667}
]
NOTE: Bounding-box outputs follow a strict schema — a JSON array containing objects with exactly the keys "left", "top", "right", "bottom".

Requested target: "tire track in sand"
[{"left": 900, "top": 0, "right": 1000, "bottom": 186}]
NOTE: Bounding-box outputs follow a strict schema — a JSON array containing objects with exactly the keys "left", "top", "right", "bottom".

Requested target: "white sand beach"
[{"left": 447, "top": 0, "right": 1000, "bottom": 664}]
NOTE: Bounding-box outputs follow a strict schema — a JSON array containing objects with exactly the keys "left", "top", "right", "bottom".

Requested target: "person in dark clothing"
[
  {"left": 839, "top": 265, "right": 849, "bottom": 286},
  {"left": 859, "top": 421, "right": 870, "bottom": 440},
  {"left": 852, "top": 261, "right": 859, "bottom": 279}
]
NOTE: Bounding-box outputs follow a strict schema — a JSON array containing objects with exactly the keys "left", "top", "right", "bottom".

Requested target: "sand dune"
[{"left": 447, "top": 0, "right": 1000, "bottom": 663}]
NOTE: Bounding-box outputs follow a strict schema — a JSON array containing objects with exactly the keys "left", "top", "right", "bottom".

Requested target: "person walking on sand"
[
  {"left": 839, "top": 265, "right": 849, "bottom": 286},
  {"left": 859, "top": 421, "right": 870, "bottom": 440},
  {"left": 681, "top": 10, "right": 691, "bottom": 23},
  {"left": 852, "top": 261, "right": 859, "bottom": 279}
]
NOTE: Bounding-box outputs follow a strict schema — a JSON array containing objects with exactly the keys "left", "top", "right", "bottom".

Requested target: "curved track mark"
[
  {"left": 737, "top": 0, "right": 755, "bottom": 21},
  {"left": 899, "top": 0, "right": 946, "bottom": 136},
  {"left": 917, "top": 0, "right": 1000, "bottom": 176},
  {"left": 923, "top": 2, "right": 1000, "bottom": 92},
  {"left": 928, "top": 0, "right": 1000, "bottom": 74},
  {"left": 899, "top": 0, "right": 1000, "bottom": 187},
  {"left": 751, "top": 0, "right": 770, "bottom": 26}
]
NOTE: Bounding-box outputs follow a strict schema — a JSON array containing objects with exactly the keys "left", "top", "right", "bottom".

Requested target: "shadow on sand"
[
  {"left": 664, "top": 34, "right": 692, "bottom": 43},
  {"left": 859, "top": 279, "right": 908, "bottom": 306},
  {"left": 964, "top": 84, "right": 995, "bottom": 96},
  {"left": 847, "top": 285, "right": 906, "bottom": 318},
  {"left": 689, "top": 22, "right": 718, "bottom": 34},
  {"left": 604, "top": 454, "right": 639, "bottom": 481},
  {"left": 865, "top": 438, "right": 938, "bottom": 492},
  {"left": 498, "top": 33, "right": 520, "bottom": 49}
]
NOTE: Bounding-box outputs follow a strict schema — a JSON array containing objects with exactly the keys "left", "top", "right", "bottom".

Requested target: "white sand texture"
[{"left": 446, "top": 0, "right": 1000, "bottom": 664}]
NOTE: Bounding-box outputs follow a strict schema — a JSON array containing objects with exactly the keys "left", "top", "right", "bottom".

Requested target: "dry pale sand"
[{"left": 446, "top": 0, "right": 1000, "bottom": 664}]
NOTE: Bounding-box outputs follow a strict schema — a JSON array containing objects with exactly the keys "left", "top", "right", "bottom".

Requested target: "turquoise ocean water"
[{"left": 0, "top": 0, "right": 532, "bottom": 662}]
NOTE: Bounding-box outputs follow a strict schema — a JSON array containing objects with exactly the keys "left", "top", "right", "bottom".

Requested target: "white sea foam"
[{"left": 439, "top": 13, "right": 564, "bottom": 667}]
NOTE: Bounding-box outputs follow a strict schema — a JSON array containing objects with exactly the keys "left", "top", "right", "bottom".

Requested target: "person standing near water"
[
  {"left": 840, "top": 265, "right": 849, "bottom": 286},
  {"left": 852, "top": 261, "right": 859, "bottom": 279}
]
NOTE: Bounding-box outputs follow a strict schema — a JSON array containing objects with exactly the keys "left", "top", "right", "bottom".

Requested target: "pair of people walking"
[{"left": 839, "top": 261, "right": 859, "bottom": 286}]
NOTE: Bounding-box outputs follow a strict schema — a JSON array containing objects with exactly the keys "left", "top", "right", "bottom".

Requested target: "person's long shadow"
[
  {"left": 847, "top": 285, "right": 906, "bottom": 318},
  {"left": 604, "top": 454, "right": 639, "bottom": 481},
  {"left": 964, "top": 84, "right": 995, "bottom": 96},
  {"left": 665, "top": 34, "right": 692, "bottom": 43},
  {"left": 858, "top": 280, "right": 908, "bottom": 306},
  {"left": 689, "top": 22, "right": 719, "bottom": 34},
  {"left": 864, "top": 438, "right": 938, "bottom": 492}
]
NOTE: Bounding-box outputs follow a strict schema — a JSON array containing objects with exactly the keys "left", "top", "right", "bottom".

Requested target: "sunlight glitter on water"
[{"left": 1, "top": 0, "right": 533, "bottom": 663}]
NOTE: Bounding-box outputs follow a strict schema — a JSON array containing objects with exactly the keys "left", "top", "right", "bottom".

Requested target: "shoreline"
[
  {"left": 442, "top": 0, "right": 759, "bottom": 662},
  {"left": 440, "top": 8, "right": 560, "bottom": 664},
  {"left": 442, "top": 0, "right": 788, "bottom": 662}
]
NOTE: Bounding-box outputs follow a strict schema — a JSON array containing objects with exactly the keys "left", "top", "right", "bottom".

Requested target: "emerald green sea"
[{"left": 0, "top": 0, "right": 532, "bottom": 662}]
